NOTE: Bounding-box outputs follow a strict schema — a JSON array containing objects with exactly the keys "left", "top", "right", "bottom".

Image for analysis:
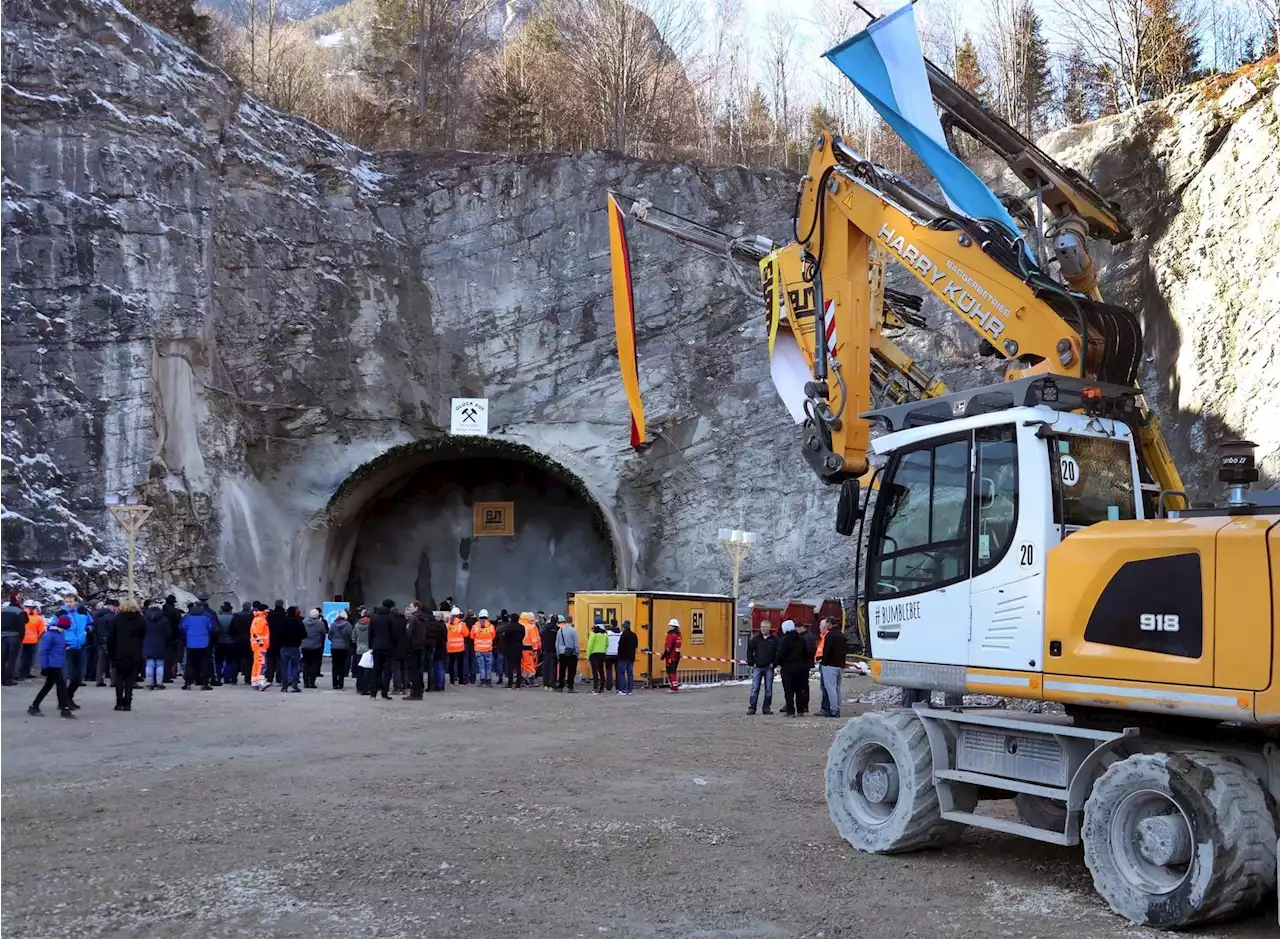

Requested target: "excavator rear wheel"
[
  {"left": 825, "top": 710, "right": 961, "bottom": 854},
  {"left": 1083, "top": 751, "right": 1276, "bottom": 928}
]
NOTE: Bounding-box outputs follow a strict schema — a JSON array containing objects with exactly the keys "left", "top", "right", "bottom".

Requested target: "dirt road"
[{"left": 1, "top": 675, "right": 1273, "bottom": 939}]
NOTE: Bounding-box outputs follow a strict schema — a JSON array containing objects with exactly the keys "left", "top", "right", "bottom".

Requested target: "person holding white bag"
[{"left": 353, "top": 609, "right": 373, "bottom": 695}]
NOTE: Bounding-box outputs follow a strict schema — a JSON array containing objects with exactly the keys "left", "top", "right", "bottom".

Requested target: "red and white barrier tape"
[{"left": 667, "top": 654, "right": 871, "bottom": 675}]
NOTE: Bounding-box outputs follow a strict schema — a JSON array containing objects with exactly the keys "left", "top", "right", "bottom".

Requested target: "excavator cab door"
[{"left": 865, "top": 432, "right": 973, "bottom": 666}]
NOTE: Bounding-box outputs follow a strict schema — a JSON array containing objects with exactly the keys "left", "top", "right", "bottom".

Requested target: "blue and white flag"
[{"left": 824, "top": 3, "right": 1021, "bottom": 239}]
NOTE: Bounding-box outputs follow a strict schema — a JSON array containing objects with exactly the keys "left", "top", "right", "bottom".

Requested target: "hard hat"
[
  {"left": 668, "top": 618, "right": 680, "bottom": 628},
  {"left": 478, "top": 609, "right": 488, "bottom": 618},
  {"left": 451, "top": 606, "right": 461, "bottom": 616}
]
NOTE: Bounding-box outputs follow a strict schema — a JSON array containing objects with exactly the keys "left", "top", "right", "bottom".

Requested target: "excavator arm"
[
  {"left": 778, "top": 133, "right": 1182, "bottom": 506},
  {"left": 611, "top": 132, "right": 1185, "bottom": 509}
]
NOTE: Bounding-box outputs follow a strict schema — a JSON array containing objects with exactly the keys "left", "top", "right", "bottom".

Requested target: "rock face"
[
  {"left": 2, "top": 0, "right": 1277, "bottom": 609},
  {"left": 1, "top": 0, "right": 833, "bottom": 608},
  {"left": 1037, "top": 70, "right": 1280, "bottom": 495}
]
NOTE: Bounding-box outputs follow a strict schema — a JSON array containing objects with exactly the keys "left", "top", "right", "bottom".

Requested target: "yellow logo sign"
[{"left": 473, "top": 502, "right": 514, "bottom": 536}]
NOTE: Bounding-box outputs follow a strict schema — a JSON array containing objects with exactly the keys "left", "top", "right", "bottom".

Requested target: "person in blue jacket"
[
  {"left": 180, "top": 594, "right": 218, "bottom": 690},
  {"left": 29, "top": 613, "right": 74, "bottom": 718},
  {"left": 58, "top": 593, "right": 91, "bottom": 710}
]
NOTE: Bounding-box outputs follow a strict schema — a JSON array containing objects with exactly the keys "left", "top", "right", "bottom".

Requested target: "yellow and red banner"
[{"left": 607, "top": 194, "right": 647, "bottom": 448}]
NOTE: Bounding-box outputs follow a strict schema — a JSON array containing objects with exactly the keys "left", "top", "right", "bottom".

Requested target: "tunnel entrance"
[{"left": 329, "top": 439, "right": 618, "bottom": 614}]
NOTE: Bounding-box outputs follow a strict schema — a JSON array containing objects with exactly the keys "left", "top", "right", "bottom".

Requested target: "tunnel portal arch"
[{"left": 313, "top": 437, "right": 624, "bottom": 613}]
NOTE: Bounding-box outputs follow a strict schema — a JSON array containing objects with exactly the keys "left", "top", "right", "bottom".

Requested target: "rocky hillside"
[
  {"left": 2, "top": 0, "right": 1277, "bottom": 604},
  {"left": 1039, "top": 65, "right": 1280, "bottom": 494}
]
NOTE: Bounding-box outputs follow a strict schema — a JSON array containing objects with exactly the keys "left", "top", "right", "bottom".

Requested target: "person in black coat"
[
  {"left": 229, "top": 603, "right": 253, "bottom": 685},
  {"left": 422, "top": 610, "right": 445, "bottom": 692},
  {"left": 498, "top": 616, "right": 525, "bottom": 689},
  {"left": 776, "top": 620, "right": 811, "bottom": 717},
  {"left": 265, "top": 600, "right": 288, "bottom": 686},
  {"left": 162, "top": 595, "right": 183, "bottom": 683},
  {"left": 109, "top": 600, "right": 146, "bottom": 711},
  {"left": 819, "top": 620, "right": 848, "bottom": 718},
  {"left": 275, "top": 606, "right": 306, "bottom": 693},
  {"left": 389, "top": 606, "right": 408, "bottom": 693},
  {"left": 616, "top": 620, "right": 639, "bottom": 695},
  {"left": 404, "top": 603, "right": 429, "bottom": 700},
  {"left": 746, "top": 621, "right": 780, "bottom": 715},
  {"left": 142, "top": 601, "right": 172, "bottom": 690},
  {"left": 539, "top": 617, "right": 560, "bottom": 690},
  {"left": 366, "top": 600, "right": 396, "bottom": 700}
]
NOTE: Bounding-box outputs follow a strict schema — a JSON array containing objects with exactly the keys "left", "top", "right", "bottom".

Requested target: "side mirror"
[{"left": 836, "top": 478, "right": 862, "bottom": 536}]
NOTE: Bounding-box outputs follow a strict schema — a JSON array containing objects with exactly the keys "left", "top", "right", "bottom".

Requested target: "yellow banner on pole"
[{"left": 607, "top": 193, "right": 647, "bottom": 448}]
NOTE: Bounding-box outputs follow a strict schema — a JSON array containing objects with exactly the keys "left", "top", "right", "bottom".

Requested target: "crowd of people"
[
  {"left": 2, "top": 588, "right": 852, "bottom": 720},
  {"left": 0, "top": 590, "right": 689, "bottom": 715}
]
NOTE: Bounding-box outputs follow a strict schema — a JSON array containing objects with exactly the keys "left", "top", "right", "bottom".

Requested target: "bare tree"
[
  {"left": 1250, "top": 0, "right": 1280, "bottom": 54},
  {"left": 986, "top": 0, "right": 1052, "bottom": 133},
  {"left": 550, "top": 0, "right": 701, "bottom": 154},
  {"left": 764, "top": 10, "right": 799, "bottom": 167},
  {"left": 1053, "top": 0, "right": 1202, "bottom": 110}
]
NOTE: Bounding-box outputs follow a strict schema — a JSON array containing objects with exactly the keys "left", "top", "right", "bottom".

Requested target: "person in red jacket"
[{"left": 661, "top": 618, "right": 682, "bottom": 692}]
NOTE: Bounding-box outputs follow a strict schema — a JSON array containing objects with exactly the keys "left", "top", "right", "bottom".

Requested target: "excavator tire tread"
[
  {"left": 825, "top": 710, "right": 962, "bottom": 854},
  {"left": 1083, "top": 750, "right": 1276, "bottom": 928}
]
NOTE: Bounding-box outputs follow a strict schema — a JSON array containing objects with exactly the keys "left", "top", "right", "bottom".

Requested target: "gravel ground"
[{"left": 1, "top": 675, "right": 1274, "bottom": 939}]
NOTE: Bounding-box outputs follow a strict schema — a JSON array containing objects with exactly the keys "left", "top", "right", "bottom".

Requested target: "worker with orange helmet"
[
  {"left": 445, "top": 607, "right": 469, "bottom": 685},
  {"left": 250, "top": 603, "right": 270, "bottom": 690},
  {"left": 520, "top": 612, "right": 541, "bottom": 682}
]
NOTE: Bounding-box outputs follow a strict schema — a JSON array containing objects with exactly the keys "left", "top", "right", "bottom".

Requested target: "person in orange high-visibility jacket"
[
  {"left": 18, "top": 602, "right": 47, "bottom": 680},
  {"left": 520, "top": 612, "right": 541, "bottom": 680},
  {"left": 250, "top": 604, "right": 271, "bottom": 689},
  {"left": 446, "top": 607, "right": 469, "bottom": 685},
  {"left": 471, "top": 610, "right": 496, "bottom": 686},
  {"left": 815, "top": 617, "right": 831, "bottom": 716}
]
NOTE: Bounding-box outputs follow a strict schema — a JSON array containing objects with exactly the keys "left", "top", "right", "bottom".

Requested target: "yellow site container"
[{"left": 564, "top": 591, "right": 736, "bottom": 685}]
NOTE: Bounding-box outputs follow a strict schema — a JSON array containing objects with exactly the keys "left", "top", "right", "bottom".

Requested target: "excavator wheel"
[
  {"left": 1083, "top": 751, "right": 1276, "bottom": 928},
  {"left": 825, "top": 711, "right": 961, "bottom": 854}
]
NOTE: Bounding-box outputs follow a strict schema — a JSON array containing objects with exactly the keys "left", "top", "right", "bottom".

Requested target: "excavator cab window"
[
  {"left": 869, "top": 436, "right": 971, "bottom": 599},
  {"left": 974, "top": 426, "right": 1018, "bottom": 572},
  {"left": 1046, "top": 435, "right": 1137, "bottom": 528}
]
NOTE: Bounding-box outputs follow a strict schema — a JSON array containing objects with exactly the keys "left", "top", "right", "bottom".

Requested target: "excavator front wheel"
[
  {"left": 825, "top": 710, "right": 961, "bottom": 854},
  {"left": 1083, "top": 751, "right": 1276, "bottom": 928}
]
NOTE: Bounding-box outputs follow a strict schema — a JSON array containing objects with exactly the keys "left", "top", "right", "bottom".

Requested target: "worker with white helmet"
[
  {"left": 660, "top": 618, "right": 682, "bottom": 693},
  {"left": 445, "top": 606, "right": 469, "bottom": 685},
  {"left": 471, "top": 609, "right": 496, "bottom": 686}
]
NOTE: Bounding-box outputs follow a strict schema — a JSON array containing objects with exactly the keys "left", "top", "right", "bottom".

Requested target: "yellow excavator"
[{"left": 610, "top": 53, "right": 1280, "bottom": 930}]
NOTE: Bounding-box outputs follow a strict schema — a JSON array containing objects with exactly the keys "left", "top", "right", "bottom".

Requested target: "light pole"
[
  {"left": 106, "top": 492, "right": 151, "bottom": 604},
  {"left": 719, "top": 528, "right": 756, "bottom": 674}
]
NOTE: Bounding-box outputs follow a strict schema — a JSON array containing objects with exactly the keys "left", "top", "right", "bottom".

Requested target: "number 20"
[{"left": 1019, "top": 544, "right": 1034, "bottom": 566}]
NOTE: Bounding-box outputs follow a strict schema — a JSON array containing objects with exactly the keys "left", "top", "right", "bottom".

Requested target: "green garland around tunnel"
[{"left": 327, "top": 435, "right": 619, "bottom": 588}]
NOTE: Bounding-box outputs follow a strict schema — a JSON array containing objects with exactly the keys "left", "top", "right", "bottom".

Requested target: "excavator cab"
[{"left": 859, "top": 377, "right": 1144, "bottom": 679}]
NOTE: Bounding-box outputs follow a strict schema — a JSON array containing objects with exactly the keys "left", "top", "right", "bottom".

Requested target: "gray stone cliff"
[{"left": 2, "top": 0, "right": 1276, "bottom": 608}]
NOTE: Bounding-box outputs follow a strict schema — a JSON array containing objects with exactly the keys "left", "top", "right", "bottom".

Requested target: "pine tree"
[
  {"left": 476, "top": 78, "right": 542, "bottom": 152},
  {"left": 954, "top": 32, "right": 987, "bottom": 100},
  {"left": 1019, "top": 7, "right": 1053, "bottom": 135},
  {"left": 807, "top": 103, "right": 840, "bottom": 138},
  {"left": 1059, "top": 47, "right": 1114, "bottom": 125},
  {"left": 1142, "top": 0, "right": 1200, "bottom": 100}
]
